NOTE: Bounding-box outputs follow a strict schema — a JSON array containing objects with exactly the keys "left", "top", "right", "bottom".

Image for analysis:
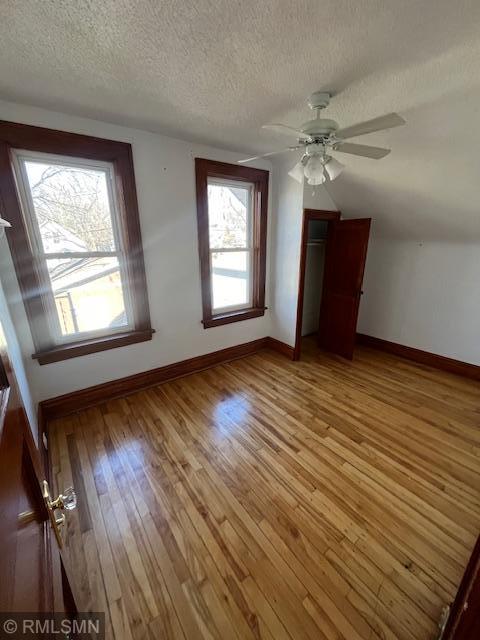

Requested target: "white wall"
[
  {"left": 303, "top": 182, "right": 337, "bottom": 212},
  {"left": 358, "top": 235, "right": 480, "bottom": 365},
  {"left": 269, "top": 157, "right": 304, "bottom": 346},
  {"left": 0, "top": 238, "right": 38, "bottom": 440},
  {"left": 0, "top": 99, "right": 273, "bottom": 401},
  {"left": 269, "top": 158, "right": 337, "bottom": 346}
]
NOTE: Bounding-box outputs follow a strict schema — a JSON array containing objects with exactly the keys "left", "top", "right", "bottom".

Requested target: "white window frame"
[
  {"left": 207, "top": 177, "right": 254, "bottom": 314},
  {"left": 11, "top": 149, "right": 134, "bottom": 344}
]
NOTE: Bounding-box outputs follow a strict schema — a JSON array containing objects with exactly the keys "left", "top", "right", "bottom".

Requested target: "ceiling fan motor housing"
[
  {"left": 302, "top": 91, "right": 339, "bottom": 140},
  {"left": 301, "top": 118, "right": 339, "bottom": 138}
]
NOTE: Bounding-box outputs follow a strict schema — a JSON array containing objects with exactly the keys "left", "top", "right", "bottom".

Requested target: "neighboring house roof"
[
  {"left": 39, "top": 219, "right": 88, "bottom": 253},
  {"left": 49, "top": 257, "right": 118, "bottom": 294}
]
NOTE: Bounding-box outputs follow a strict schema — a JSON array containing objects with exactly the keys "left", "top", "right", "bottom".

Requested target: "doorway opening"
[
  {"left": 300, "top": 221, "right": 327, "bottom": 349},
  {"left": 294, "top": 209, "right": 340, "bottom": 360},
  {"left": 294, "top": 209, "right": 371, "bottom": 361}
]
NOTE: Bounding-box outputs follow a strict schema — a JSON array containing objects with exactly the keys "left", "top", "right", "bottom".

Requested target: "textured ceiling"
[{"left": 2, "top": 0, "right": 480, "bottom": 239}]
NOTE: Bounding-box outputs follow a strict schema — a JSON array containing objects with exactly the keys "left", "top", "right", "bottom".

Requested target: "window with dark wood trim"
[
  {"left": 195, "top": 158, "right": 268, "bottom": 328},
  {"left": 0, "top": 121, "right": 153, "bottom": 365}
]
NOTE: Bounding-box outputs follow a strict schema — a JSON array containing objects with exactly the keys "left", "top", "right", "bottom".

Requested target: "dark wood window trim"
[
  {"left": 195, "top": 158, "right": 268, "bottom": 329},
  {"left": 0, "top": 120, "right": 153, "bottom": 364}
]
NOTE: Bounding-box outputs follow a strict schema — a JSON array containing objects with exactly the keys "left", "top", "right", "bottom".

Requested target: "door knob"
[
  {"left": 49, "top": 486, "right": 77, "bottom": 511},
  {"left": 42, "top": 481, "right": 77, "bottom": 547}
]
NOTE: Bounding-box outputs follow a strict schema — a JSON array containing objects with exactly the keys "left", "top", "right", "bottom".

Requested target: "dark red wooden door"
[
  {"left": 0, "top": 321, "right": 75, "bottom": 614},
  {"left": 442, "top": 534, "right": 480, "bottom": 639},
  {"left": 318, "top": 218, "right": 371, "bottom": 359}
]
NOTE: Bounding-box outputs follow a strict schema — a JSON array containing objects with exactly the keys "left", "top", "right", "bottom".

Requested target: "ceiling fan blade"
[
  {"left": 238, "top": 146, "right": 302, "bottom": 164},
  {"left": 262, "top": 123, "right": 308, "bottom": 139},
  {"left": 334, "top": 142, "right": 391, "bottom": 159},
  {"left": 336, "top": 113, "right": 405, "bottom": 140}
]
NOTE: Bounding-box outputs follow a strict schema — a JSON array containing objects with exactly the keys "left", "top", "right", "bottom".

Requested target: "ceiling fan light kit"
[
  {"left": 324, "top": 156, "right": 345, "bottom": 181},
  {"left": 288, "top": 161, "right": 306, "bottom": 183},
  {"left": 238, "top": 91, "right": 405, "bottom": 185},
  {"left": 288, "top": 153, "right": 345, "bottom": 186},
  {"left": 304, "top": 154, "right": 326, "bottom": 185}
]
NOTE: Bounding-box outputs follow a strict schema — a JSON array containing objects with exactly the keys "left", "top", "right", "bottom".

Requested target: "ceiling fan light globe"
[
  {"left": 324, "top": 157, "right": 345, "bottom": 181},
  {"left": 306, "top": 175, "right": 326, "bottom": 186},
  {"left": 304, "top": 155, "right": 325, "bottom": 184},
  {"left": 288, "top": 161, "right": 305, "bottom": 183}
]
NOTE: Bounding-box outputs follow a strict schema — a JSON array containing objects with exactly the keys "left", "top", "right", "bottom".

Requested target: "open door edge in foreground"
[{"left": 0, "top": 315, "right": 80, "bottom": 627}]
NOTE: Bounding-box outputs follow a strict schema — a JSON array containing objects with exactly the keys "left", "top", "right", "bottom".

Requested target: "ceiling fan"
[{"left": 238, "top": 91, "right": 405, "bottom": 185}]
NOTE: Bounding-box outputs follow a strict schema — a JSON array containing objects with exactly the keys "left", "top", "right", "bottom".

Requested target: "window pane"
[
  {"left": 207, "top": 182, "right": 250, "bottom": 249},
  {"left": 47, "top": 257, "right": 128, "bottom": 336},
  {"left": 211, "top": 251, "right": 250, "bottom": 310},
  {"left": 23, "top": 160, "right": 116, "bottom": 252}
]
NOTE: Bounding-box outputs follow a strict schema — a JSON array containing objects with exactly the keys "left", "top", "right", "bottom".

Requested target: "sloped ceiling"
[{"left": 1, "top": 1, "right": 480, "bottom": 239}]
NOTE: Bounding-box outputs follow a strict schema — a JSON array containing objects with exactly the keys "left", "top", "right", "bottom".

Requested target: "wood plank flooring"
[{"left": 49, "top": 339, "right": 480, "bottom": 640}]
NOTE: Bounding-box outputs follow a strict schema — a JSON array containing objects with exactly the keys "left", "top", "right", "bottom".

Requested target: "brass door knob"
[
  {"left": 42, "top": 481, "right": 77, "bottom": 546},
  {"left": 49, "top": 486, "right": 77, "bottom": 511}
]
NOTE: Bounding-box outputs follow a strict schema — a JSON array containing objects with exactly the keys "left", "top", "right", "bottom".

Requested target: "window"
[
  {"left": 0, "top": 122, "right": 152, "bottom": 364},
  {"left": 208, "top": 178, "right": 253, "bottom": 312},
  {"left": 195, "top": 159, "right": 268, "bottom": 328},
  {"left": 13, "top": 152, "right": 132, "bottom": 340}
]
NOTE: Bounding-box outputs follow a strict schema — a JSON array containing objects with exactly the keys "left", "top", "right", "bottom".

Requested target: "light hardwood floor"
[{"left": 49, "top": 339, "right": 480, "bottom": 640}]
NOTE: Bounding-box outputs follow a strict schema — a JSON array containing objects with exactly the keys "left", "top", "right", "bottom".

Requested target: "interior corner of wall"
[{"left": 303, "top": 182, "right": 338, "bottom": 211}]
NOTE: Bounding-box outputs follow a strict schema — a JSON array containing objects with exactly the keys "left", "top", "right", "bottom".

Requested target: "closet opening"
[
  {"left": 293, "top": 209, "right": 340, "bottom": 360},
  {"left": 294, "top": 208, "right": 371, "bottom": 361}
]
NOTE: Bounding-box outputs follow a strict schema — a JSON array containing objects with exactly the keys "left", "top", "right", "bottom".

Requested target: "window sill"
[
  {"left": 202, "top": 307, "right": 266, "bottom": 329},
  {"left": 32, "top": 328, "right": 155, "bottom": 365}
]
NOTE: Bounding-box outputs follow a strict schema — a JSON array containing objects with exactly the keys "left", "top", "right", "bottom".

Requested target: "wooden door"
[
  {"left": 442, "top": 535, "right": 480, "bottom": 639},
  {"left": 0, "top": 320, "right": 76, "bottom": 615},
  {"left": 318, "top": 218, "right": 371, "bottom": 359}
]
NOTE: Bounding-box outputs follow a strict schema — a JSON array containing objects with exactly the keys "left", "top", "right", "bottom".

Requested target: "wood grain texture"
[
  {"left": 49, "top": 337, "right": 480, "bottom": 640},
  {"left": 33, "top": 329, "right": 155, "bottom": 365},
  {"left": 357, "top": 333, "right": 480, "bottom": 382},
  {"left": 41, "top": 337, "right": 291, "bottom": 420},
  {"left": 265, "top": 336, "right": 295, "bottom": 359},
  {"left": 443, "top": 534, "right": 480, "bottom": 638},
  {"left": 318, "top": 218, "right": 371, "bottom": 360},
  {"left": 0, "top": 329, "right": 63, "bottom": 613}
]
